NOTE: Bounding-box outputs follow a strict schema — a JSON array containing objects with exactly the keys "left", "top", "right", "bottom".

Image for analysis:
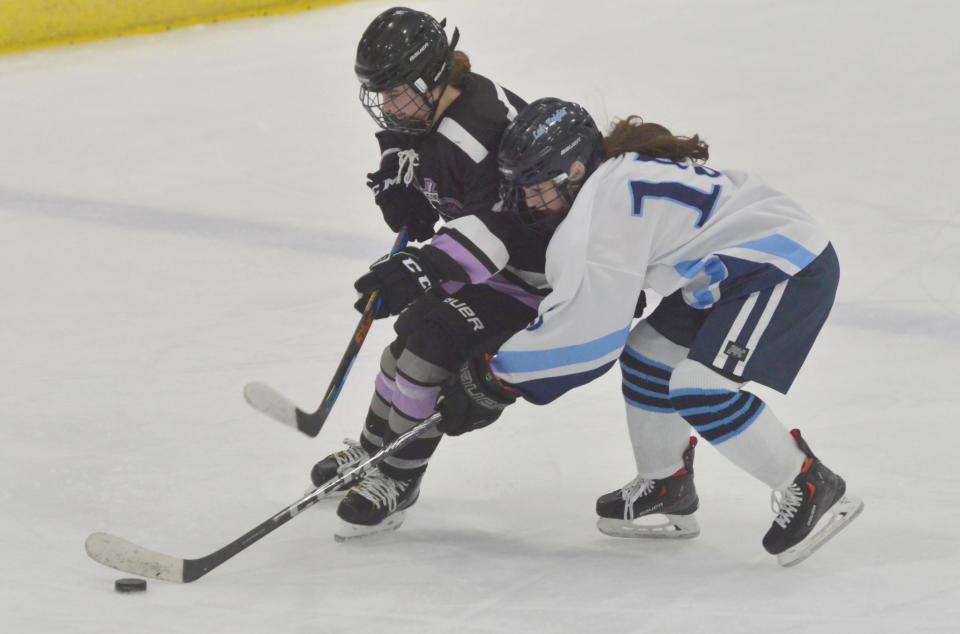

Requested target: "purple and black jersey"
[
  {"left": 422, "top": 212, "right": 550, "bottom": 310},
  {"left": 377, "top": 72, "right": 549, "bottom": 308},
  {"left": 379, "top": 72, "right": 527, "bottom": 220}
]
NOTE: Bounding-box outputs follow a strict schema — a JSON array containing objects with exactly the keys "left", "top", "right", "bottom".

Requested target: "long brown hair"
[
  {"left": 447, "top": 51, "right": 471, "bottom": 88},
  {"left": 603, "top": 116, "right": 709, "bottom": 162}
]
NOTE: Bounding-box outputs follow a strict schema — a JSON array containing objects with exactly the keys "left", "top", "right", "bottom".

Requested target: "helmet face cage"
[
  {"left": 499, "top": 174, "right": 573, "bottom": 236},
  {"left": 359, "top": 83, "right": 437, "bottom": 134},
  {"left": 355, "top": 8, "right": 458, "bottom": 135}
]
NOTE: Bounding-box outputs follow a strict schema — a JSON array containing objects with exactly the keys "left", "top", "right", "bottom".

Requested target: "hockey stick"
[
  {"left": 85, "top": 411, "right": 440, "bottom": 583},
  {"left": 243, "top": 230, "right": 409, "bottom": 437}
]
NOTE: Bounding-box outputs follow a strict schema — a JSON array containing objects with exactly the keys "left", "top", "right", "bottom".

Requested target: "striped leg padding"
[
  {"left": 380, "top": 371, "right": 444, "bottom": 478},
  {"left": 360, "top": 373, "right": 394, "bottom": 454},
  {"left": 380, "top": 350, "right": 448, "bottom": 479},
  {"left": 620, "top": 347, "right": 675, "bottom": 413},
  {"left": 361, "top": 407, "right": 387, "bottom": 453},
  {"left": 669, "top": 388, "right": 766, "bottom": 444},
  {"left": 359, "top": 350, "right": 398, "bottom": 455}
]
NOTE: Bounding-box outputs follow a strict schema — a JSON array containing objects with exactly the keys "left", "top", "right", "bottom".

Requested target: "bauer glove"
[{"left": 438, "top": 355, "right": 517, "bottom": 436}]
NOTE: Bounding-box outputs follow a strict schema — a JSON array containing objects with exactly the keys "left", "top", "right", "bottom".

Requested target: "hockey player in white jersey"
[{"left": 439, "top": 98, "right": 864, "bottom": 566}]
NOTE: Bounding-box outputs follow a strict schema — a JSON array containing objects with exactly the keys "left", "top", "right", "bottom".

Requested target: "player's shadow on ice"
[{"left": 0, "top": 187, "right": 382, "bottom": 259}]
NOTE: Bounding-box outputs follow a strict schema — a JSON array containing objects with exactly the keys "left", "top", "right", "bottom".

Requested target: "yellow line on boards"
[{"left": 0, "top": 0, "right": 359, "bottom": 55}]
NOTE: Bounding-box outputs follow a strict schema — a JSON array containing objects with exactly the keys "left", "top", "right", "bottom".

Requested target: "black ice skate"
[
  {"left": 307, "top": 439, "right": 369, "bottom": 499},
  {"left": 763, "top": 429, "right": 864, "bottom": 567},
  {"left": 334, "top": 470, "right": 421, "bottom": 541},
  {"left": 596, "top": 437, "right": 700, "bottom": 539}
]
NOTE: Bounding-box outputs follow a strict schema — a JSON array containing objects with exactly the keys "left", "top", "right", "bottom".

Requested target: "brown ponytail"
[
  {"left": 603, "top": 116, "right": 709, "bottom": 163},
  {"left": 447, "top": 51, "right": 472, "bottom": 88}
]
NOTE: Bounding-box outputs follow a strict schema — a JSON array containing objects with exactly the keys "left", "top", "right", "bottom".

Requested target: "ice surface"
[{"left": 2, "top": 1, "right": 958, "bottom": 632}]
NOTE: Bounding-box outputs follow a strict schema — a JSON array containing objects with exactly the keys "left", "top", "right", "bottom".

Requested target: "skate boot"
[
  {"left": 763, "top": 429, "right": 864, "bottom": 567},
  {"left": 334, "top": 469, "right": 422, "bottom": 542},
  {"left": 596, "top": 437, "right": 700, "bottom": 539},
  {"left": 306, "top": 439, "right": 369, "bottom": 499}
]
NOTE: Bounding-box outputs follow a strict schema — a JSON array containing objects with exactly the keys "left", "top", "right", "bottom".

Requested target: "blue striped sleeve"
[{"left": 492, "top": 326, "right": 630, "bottom": 374}]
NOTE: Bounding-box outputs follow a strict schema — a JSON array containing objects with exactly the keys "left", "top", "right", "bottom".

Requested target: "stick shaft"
[
  {"left": 87, "top": 412, "right": 441, "bottom": 583},
  {"left": 295, "top": 229, "right": 410, "bottom": 435}
]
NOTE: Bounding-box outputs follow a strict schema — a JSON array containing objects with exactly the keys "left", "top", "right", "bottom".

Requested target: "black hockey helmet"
[
  {"left": 498, "top": 98, "right": 603, "bottom": 234},
  {"left": 356, "top": 7, "right": 460, "bottom": 134}
]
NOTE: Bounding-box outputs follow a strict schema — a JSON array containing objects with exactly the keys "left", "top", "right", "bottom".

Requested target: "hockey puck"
[{"left": 114, "top": 578, "right": 147, "bottom": 593}]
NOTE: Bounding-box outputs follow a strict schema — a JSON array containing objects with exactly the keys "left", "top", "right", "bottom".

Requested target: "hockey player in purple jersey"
[
  {"left": 309, "top": 7, "right": 552, "bottom": 540},
  {"left": 440, "top": 98, "right": 864, "bottom": 566}
]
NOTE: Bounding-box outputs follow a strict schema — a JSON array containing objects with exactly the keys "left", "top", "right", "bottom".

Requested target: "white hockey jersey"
[{"left": 491, "top": 152, "right": 830, "bottom": 404}]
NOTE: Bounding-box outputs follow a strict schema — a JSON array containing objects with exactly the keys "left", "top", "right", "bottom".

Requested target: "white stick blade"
[
  {"left": 85, "top": 532, "right": 185, "bottom": 583},
  {"left": 243, "top": 381, "right": 299, "bottom": 427}
]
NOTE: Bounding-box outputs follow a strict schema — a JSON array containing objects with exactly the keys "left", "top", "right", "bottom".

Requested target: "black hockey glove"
[
  {"left": 438, "top": 355, "right": 517, "bottom": 436},
  {"left": 354, "top": 248, "right": 439, "bottom": 319},
  {"left": 366, "top": 148, "right": 437, "bottom": 242}
]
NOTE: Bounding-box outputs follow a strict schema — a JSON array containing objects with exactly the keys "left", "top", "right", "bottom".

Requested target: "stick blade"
[
  {"left": 243, "top": 381, "right": 300, "bottom": 428},
  {"left": 85, "top": 532, "right": 186, "bottom": 583}
]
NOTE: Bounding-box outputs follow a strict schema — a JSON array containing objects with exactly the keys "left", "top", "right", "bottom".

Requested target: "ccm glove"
[
  {"left": 366, "top": 148, "right": 437, "bottom": 241},
  {"left": 438, "top": 355, "right": 517, "bottom": 436},
  {"left": 354, "top": 248, "right": 438, "bottom": 318}
]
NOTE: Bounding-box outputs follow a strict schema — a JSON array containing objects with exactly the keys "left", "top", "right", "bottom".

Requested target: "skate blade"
[
  {"left": 777, "top": 494, "right": 864, "bottom": 567},
  {"left": 334, "top": 511, "right": 407, "bottom": 543},
  {"left": 597, "top": 513, "right": 700, "bottom": 539}
]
